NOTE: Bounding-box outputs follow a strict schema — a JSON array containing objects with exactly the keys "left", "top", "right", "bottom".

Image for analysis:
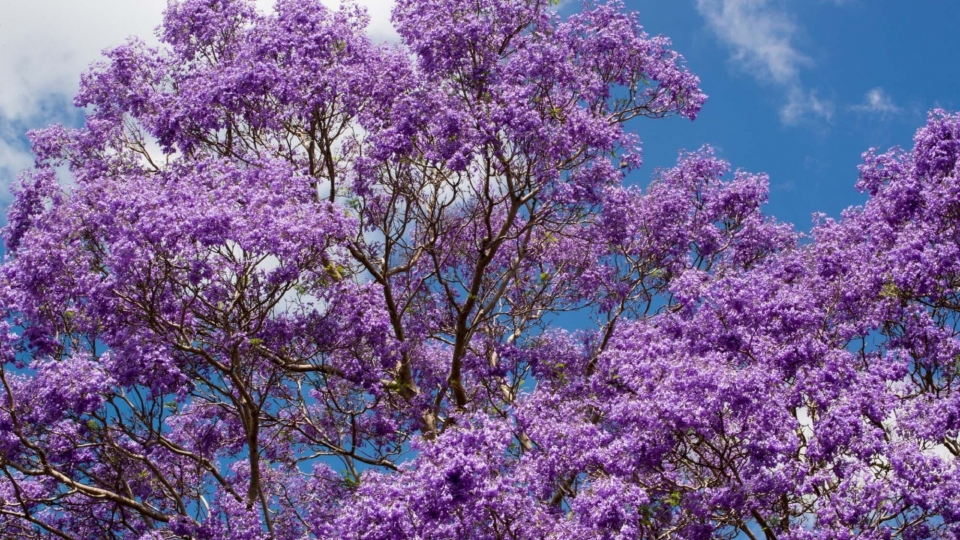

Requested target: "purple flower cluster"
[{"left": 2, "top": 0, "right": 958, "bottom": 538}]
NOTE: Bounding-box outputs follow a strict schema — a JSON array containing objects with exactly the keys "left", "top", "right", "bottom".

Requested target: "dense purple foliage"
[{"left": 1, "top": 0, "right": 959, "bottom": 538}]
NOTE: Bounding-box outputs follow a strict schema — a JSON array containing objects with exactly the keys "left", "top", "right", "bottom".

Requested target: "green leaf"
[{"left": 880, "top": 282, "right": 903, "bottom": 299}]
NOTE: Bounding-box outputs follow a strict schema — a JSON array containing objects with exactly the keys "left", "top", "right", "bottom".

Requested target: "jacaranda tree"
[{"left": 1, "top": 0, "right": 959, "bottom": 537}]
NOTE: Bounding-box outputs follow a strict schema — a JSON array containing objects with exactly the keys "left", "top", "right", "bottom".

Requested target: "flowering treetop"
[{"left": 1, "top": 0, "right": 959, "bottom": 538}]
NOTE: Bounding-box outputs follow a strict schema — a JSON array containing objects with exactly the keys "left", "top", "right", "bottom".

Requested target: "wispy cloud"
[
  {"left": 695, "top": 0, "right": 808, "bottom": 84},
  {"left": 781, "top": 87, "right": 834, "bottom": 124},
  {"left": 695, "top": 0, "right": 832, "bottom": 125},
  {"left": 852, "top": 88, "right": 900, "bottom": 115}
]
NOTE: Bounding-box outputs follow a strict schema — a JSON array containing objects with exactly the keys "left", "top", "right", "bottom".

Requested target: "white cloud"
[
  {"left": 695, "top": 0, "right": 809, "bottom": 85},
  {"left": 695, "top": 0, "right": 833, "bottom": 125},
  {"left": 781, "top": 87, "right": 834, "bottom": 125},
  {"left": 0, "top": 0, "right": 169, "bottom": 123},
  {"left": 852, "top": 88, "right": 900, "bottom": 115}
]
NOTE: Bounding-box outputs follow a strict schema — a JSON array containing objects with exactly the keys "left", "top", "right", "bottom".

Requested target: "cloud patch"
[
  {"left": 695, "top": 0, "right": 832, "bottom": 125},
  {"left": 0, "top": 0, "right": 169, "bottom": 123},
  {"left": 695, "top": 0, "right": 809, "bottom": 85},
  {"left": 852, "top": 88, "right": 900, "bottom": 115},
  {"left": 781, "top": 87, "right": 834, "bottom": 124}
]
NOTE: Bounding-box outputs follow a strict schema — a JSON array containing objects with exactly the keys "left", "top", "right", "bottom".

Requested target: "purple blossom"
[{"left": 2, "top": 0, "right": 960, "bottom": 538}]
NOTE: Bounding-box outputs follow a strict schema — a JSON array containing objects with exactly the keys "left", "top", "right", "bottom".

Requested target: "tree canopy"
[{"left": 1, "top": 0, "right": 959, "bottom": 538}]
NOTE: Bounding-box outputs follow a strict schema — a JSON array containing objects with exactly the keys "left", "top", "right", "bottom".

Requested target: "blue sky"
[
  {"left": 1, "top": 0, "right": 958, "bottom": 232},
  {"left": 621, "top": 0, "right": 960, "bottom": 228}
]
